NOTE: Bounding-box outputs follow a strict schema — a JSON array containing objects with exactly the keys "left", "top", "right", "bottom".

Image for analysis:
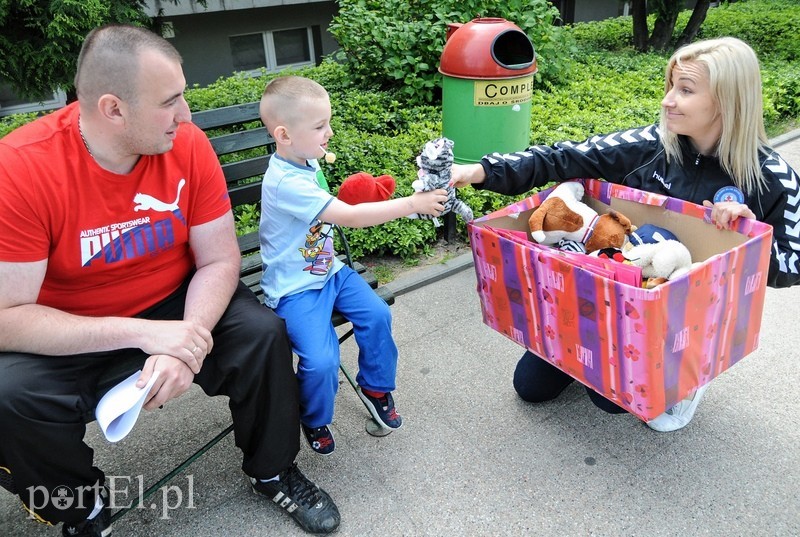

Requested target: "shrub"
[
  {"left": 329, "top": 0, "right": 575, "bottom": 104},
  {"left": 568, "top": 0, "right": 800, "bottom": 61},
  {"left": 0, "top": 112, "right": 39, "bottom": 139},
  {"left": 698, "top": 0, "right": 800, "bottom": 61}
]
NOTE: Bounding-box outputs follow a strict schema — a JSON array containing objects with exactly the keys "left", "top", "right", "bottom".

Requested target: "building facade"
[{"left": 146, "top": 0, "right": 340, "bottom": 88}]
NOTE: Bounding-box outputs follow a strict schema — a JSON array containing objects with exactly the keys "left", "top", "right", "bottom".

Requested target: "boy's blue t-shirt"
[{"left": 259, "top": 154, "right": 344, "bottom": 308}]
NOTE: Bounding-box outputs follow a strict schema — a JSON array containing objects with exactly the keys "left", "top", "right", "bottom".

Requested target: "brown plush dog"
[{"left": 528, "top": 181, "right": 633, "bottom": 253}]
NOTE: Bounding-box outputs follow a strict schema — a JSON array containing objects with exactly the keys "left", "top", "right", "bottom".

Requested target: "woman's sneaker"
[
  {"left": 251, "top": 463, "right": 340, "bottom": 534},
  {"left": 301, "top": 424, "right": 335, "bottom": 455},
  {"left": 647, "top": 383, "right": 710, "bottom": 432},
  {"left": 357, "top": 388, "right": 402, "bottom": 429}
]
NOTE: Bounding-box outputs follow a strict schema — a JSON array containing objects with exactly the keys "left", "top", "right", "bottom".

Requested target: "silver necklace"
[{"left": 78, "top": 116, "right": 93, "bottom": 157}]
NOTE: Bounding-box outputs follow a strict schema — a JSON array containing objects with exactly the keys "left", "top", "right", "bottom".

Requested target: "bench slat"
[
  {"left": 211, "top": 129, "right": 275, "bottom": 156},
  {"left": 223, "top": 155, "right": 272, "bottom": 185},
  {"left": 228, "top": 182, "right": 264, "bottom": 208},
  {"left": 191, "top": 102, "right": 261, "bottom": 130}
]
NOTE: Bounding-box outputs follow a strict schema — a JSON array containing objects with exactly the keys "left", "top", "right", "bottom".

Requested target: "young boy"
[{"left": 259, "top": 76, "right": 448, "bottom": 454}]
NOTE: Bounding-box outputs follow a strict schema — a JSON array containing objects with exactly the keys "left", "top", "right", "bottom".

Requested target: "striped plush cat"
[{"left": 409, "top": 137, "right": 474, "bottom": 226}]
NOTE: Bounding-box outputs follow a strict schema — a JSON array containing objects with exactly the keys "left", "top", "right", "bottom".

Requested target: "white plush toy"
[{"left": 622, "top": 239, "right": 693, "bottom": 284}]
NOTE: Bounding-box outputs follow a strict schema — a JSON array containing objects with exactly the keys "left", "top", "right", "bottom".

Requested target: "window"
[
  {"left": 230, "top": 28, "right": 314, "bottom": 74},
  {"left": 0, "top": 81, "right": 67, "bottom": 117}
]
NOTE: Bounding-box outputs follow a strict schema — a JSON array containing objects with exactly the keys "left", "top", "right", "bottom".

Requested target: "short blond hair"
[
  {"left": 660, "top": 37, "right": 768, "bottom": 195},
  {"left": 259, "top": 76, "right": 329, "bottom": 134}
]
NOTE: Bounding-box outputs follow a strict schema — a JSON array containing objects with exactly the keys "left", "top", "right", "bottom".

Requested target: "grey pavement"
[{"left": 5, "top": 130, "right": 800, "bottom": 536}]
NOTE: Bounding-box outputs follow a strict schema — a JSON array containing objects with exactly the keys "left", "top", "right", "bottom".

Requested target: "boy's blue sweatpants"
[{"left": 275, "top": 265, "right": 398, "bottom": 427}]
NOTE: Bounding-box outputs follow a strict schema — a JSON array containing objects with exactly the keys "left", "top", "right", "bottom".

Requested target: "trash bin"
[{"left": 439, "top": 18, "right": 537, "bottom": 164}]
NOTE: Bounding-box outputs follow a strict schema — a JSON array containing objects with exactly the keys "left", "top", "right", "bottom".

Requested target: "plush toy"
[
  {"left": 336, "top": 172, "right": 396, "bottom": 205},
  {"left": 528, "top": 181, "right": 633, "bottom": 253},
  {"left": 627, "top": 224, "right": 679, "bottom": 248},
  {"left": 408, "top": 137, "right": 474, "bottom": 226},
  {"left": 622, "top": 239, "right": 693, "bottom": 288}
]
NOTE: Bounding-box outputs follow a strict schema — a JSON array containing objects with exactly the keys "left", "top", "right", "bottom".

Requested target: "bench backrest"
[{"left": 191, "top": 102, "right": 271, "bottom": 294}]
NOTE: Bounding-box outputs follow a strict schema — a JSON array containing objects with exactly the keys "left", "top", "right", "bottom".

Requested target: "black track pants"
[{"left": 0, "top": 281, "right": 299, "bottom": 524}]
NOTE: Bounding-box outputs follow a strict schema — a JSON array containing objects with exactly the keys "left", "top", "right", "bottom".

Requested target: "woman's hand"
[
  {"left": 450, "top": 163, "right": 486, "bottom": 188},
  {"left": 703, "top": 200, "right": 756, "bottom": 230}
]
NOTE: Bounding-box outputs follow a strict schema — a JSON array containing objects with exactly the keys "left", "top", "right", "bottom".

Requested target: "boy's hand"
[
  {"left": 410, "top": 188, "right": 448, "bottom": 216},
  {"left": 702, "top": 200, "right": 755, "bottom": 230},
  {"left": 450, "top": 163, "right": 486, "bottom": 188}
]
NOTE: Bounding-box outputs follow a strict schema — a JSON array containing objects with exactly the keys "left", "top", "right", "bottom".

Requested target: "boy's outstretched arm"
[{"left": 319, "top": 189, "right": 448, "bottom": 228}]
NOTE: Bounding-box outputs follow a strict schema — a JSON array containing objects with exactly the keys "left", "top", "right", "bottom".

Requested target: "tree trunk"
[
  {"left": 631, "top": 0, "right": 649, "bottom": 52},
  {"left": 648, "top": 0, "right": 681, "bottom": 51},
  {"left": 675, "top": 0, "right": 711, "bottom": 49}
]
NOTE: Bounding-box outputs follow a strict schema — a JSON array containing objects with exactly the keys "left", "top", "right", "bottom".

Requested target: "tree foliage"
[{"left": 0, "top": 0, "right": 203, "bottom": 100}]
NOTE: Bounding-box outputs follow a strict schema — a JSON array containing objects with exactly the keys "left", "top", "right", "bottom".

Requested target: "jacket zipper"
[{"left": 688, "top": 153, "right": 702, "bottom": 201}]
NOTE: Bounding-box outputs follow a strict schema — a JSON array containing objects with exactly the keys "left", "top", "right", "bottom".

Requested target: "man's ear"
[
  {"left": 273, "top": 125, "right": 291, "bottom": 145},
  {"left": 97, "top": 93, "right": 125, "bottom": 124}
]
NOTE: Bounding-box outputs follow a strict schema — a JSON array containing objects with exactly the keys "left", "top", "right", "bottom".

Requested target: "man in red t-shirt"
[{"left": 0, "top": 25, "right": 339, "bottom": 536}]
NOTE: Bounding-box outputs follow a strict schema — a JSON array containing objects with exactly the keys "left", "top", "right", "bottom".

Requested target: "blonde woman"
[{"left": 452, "top": 37, "right": 800, "bottom": 432}]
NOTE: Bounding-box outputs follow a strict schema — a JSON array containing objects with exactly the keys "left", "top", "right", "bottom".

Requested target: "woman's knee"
[{"left": 512, "top": 351, "right": 571, "bottom": 403}]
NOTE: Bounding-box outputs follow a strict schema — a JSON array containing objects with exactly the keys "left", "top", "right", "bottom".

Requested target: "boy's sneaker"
[
  {"left": 251, "top": 463, "right": 340, "bottom": 534},
  {"left": 301, "top": 424, "right": 335, "bottom": 455},
  {"left": 61, "top": 486, "right": 112, "bottom": 537},
  {"left": 357, "top": 388, "right": 402, "bottom": 429}
]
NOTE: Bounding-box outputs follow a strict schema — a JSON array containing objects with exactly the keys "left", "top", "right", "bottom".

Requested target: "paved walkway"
[{"left": 4, "top": 130, "right": 800, "bottom": 536}]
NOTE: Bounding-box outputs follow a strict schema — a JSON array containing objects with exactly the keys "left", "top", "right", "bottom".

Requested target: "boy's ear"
[{"left": 273, "top": 125, "right": 291, "bottom": 145}]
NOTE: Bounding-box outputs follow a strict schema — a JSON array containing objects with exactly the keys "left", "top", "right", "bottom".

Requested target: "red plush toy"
[{"left": 336, "top": 172, "right": 396, "bottom": 205}]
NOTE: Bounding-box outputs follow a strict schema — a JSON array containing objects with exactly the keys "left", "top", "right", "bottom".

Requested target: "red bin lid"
[{"left": 439, "top": 18, "right": 537, "bottom": 79}]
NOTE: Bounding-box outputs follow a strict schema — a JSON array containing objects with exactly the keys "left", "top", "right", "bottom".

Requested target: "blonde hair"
[
  {"left": 259, "top": 76, "right": 329, "bottom": 134},
  {"left": 660, "top": 37, "right": 768, "bottom": 195}
]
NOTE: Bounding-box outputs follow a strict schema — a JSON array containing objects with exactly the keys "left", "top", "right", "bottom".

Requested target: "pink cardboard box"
[{"left": 468, "top": 179, "right": 772, "bottom": 420}]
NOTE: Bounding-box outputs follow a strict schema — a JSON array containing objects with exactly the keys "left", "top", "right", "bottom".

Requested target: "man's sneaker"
[
  {"left": 61, "top": 486, "right": 112, "bottom": 537},
  {"left": 302, "top": 424, "right": 335, "bottom": 455},
  {"left": 357, "top": 388, "right": 402, "bottom": 429},
  {"left": 647, "top": 383, "right": 710, "bottom": 432},
  {"left": 251, "top": 463, "right": 340, "bottom": 534},
  {"left": 0, "top": 467, "right": 16, "bottom": 494}
]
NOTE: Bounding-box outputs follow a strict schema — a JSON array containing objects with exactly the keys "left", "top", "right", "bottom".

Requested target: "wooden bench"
[{"left": 102, "top": 101, "right": 395, "bottom": 521}]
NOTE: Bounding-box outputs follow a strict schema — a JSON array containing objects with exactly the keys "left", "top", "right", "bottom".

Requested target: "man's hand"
[
  {"left": 138, "top": 355, "right": 196, "bottom": 410},
  {"left": 138, "top": 320, "right": 213, "bottom": 374},
  {"left": 703, "top": 200, "right": 756, "bottom": 230}
]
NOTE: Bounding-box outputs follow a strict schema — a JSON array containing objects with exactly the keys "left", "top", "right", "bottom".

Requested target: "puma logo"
[{"left": 134, "top": 178, "right": 186, "bottom": 213}]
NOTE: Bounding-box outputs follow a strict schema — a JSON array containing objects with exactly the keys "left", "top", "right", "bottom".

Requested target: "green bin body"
[{"left": 439, "top": 18, "right": 537, "bottom": 164}]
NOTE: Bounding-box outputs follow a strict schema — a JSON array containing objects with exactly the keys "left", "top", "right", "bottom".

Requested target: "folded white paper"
[{"left": 95, "top": 370, "right": 159, "bottom": 443}]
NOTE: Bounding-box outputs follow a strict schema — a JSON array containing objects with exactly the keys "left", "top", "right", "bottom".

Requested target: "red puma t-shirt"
[{"left": 0, "top": 102, "right": 231, "bottom": 317}]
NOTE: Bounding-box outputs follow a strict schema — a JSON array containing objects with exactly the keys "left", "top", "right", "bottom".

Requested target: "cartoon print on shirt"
[
  {"left": 299, "top": 221, "right": 335, "bottom": 276},
  {"left": 134, "top": 178, "right": 187, "bottom": 224}
]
